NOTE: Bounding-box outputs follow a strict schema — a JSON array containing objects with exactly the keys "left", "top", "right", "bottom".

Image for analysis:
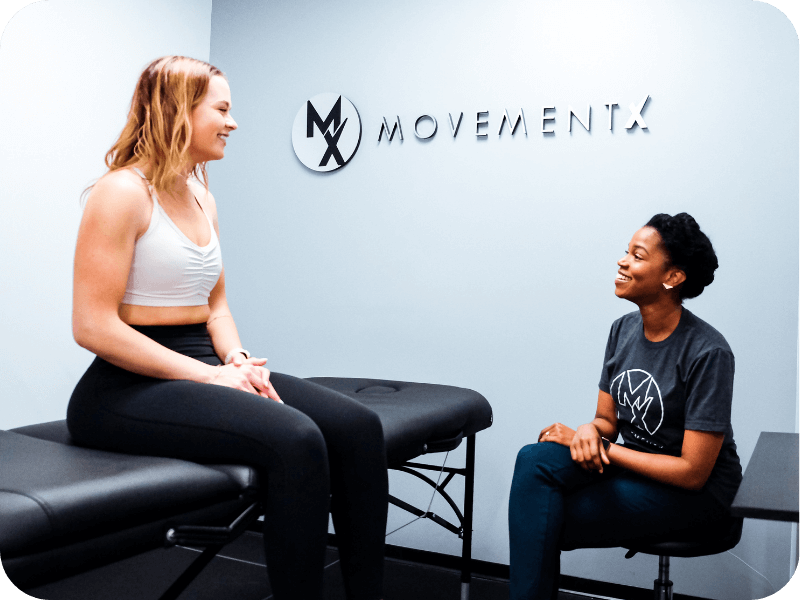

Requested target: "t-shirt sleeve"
[
  {"left": 683, "top": 347, "right": 735, "bottom": 432},
  {"left": 598, "top": 322, "right": 619, "bottom": 393}
]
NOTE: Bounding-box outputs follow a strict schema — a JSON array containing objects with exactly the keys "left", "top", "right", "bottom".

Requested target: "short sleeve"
[
  {"left": 683, "top": 348, "right": 735, "bottom": 432},
  {"left": 598, "top": 322, "right": 619, "bottom": 393}
]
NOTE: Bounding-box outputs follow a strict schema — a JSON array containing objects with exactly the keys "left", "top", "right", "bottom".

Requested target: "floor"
[{"left": 23, "top": 531, "right": 607, "bottom": 600}]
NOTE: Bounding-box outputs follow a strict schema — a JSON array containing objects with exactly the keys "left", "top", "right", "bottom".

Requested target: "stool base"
[{"left": 655, "top": 554, "right": 673, "bottom": 600}]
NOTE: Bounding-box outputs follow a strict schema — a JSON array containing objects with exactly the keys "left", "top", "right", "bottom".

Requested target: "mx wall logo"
[{"left": 292, "top": 93, "right": 362, "bottom": 172}]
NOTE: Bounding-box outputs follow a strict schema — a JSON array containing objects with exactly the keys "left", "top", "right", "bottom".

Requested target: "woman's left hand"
[
  {"left": 570, "top": 423, "right": 610, "bottom": 473},
  {"left": 538, "top": 423, "right": 576, "bottom": 447},
  {"left": 228, "top": 355, "right": 283, "bottom": 403}
]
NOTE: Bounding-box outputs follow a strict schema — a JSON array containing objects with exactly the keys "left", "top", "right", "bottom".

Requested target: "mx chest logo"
[
  {"left": 610, "top": 369, "right": 664, "bottom": 436},
  {"left": 292, "top": 93, "right": 361, "bottom": 172}
]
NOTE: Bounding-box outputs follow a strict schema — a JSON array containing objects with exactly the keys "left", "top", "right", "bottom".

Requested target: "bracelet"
[
  {"left": 224, "top": 348, "right": 251, "bottom": 365},
  {"left": 601, "top": 437, "right": 611, "bottom": 452}
]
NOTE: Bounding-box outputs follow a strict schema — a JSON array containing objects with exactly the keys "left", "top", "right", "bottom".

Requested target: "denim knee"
[{"left": 514, "top": 442, "right": 573, "bottom": 483}]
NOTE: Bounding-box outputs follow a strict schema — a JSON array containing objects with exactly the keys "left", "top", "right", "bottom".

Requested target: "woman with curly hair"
[
  {"left": 67, "top": 56, "right": 387, "bottom": 600},
  {"left": 508, "top": 213, "right": 743, "bottom": 600}
]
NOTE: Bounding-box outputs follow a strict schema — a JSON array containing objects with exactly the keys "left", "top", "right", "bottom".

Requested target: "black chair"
[{"left": 622, "top": 517, "right": 744, "bottom": 600}]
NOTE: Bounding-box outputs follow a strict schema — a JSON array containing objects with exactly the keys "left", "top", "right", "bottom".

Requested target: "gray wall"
[
  {"left": 0, "top": 0, "right": 797, "bottom": 598},
  {"left": 208, "top": 0, "right": 797, "bottom": 598},
  {"left": 0, "top": 0, "right": 211, "bottom": 589}
]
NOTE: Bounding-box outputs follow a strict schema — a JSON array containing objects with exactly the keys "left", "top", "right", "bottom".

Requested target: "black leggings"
[{"left": 66, "top": 324, "right": 388, "bottom": 600}]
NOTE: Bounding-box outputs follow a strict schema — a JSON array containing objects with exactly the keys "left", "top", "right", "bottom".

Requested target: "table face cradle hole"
[{"left": 355, "top": 385, "right": 399, "bottom": 394}]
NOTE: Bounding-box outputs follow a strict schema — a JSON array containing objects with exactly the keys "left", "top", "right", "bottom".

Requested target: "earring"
[{"left": 663, "top": 283, "right": 673, "bottom": 290}]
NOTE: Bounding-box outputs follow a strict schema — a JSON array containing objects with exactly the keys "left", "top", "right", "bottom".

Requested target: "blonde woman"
[{"left": 67, "top": 56, "right": 387, "bottom": 600}]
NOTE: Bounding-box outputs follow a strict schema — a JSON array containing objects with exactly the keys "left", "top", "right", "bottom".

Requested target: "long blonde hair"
[{"left": 104, "top": 56, "right": 225, "bottom": 193}]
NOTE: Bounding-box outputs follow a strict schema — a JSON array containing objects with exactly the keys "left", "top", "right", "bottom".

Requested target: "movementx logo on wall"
[
  {"left": 292, "top": 93, "right": 362, "bottom": 172},
  {"left": 291, "top": 93, "right": 650, "bottom": 173}
]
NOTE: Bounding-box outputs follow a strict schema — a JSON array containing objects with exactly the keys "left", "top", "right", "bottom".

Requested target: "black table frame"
[
  {"left": 388, "top": 434, "right": 477, "bottom": 600},
  {"left": 154, "top": 434, "right": 480, "bottom": 600}
]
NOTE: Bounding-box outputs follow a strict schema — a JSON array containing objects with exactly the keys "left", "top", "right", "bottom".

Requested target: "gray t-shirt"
[{"left": 599, "top": 308, "right": 742, "bottom": 507}]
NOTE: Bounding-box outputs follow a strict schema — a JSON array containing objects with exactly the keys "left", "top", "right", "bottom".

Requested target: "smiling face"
[
  {"left": 188, "top": 75, "right": 237, "bottom": 163},
  {"left": 615, "top": 226, "right": 682, "bottom": 304}
]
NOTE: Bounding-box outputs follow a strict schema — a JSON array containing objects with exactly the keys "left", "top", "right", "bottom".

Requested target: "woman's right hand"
[
  {"left": 538, "top": 423, "right": 576, "bottom": 447},
  {"left": 570, "top": 423, "right": 610, "bottom": 473}
]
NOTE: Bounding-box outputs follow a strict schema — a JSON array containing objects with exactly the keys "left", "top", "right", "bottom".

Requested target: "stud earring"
[{"left": 663, "top": 283, "right": 673, "bottom": 290}]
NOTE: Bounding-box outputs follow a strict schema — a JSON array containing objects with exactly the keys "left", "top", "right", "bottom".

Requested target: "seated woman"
[
  {"left": 508, "top": 213, "right": 743, "bottom": 600},
  {"left": 67, "top": 56, "right": 387, "bottom": 600}
]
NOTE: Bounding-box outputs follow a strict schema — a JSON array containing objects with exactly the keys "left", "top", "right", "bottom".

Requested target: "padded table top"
[
  {"left": 2, "top": 377, "right": 492, "bottom": 558},
  {"left": 731, "top": 432, "right": 799, "bottom": 522},
  {"left": 0, "top": 426, "right": 251, "bottom": 557},
  {"left": 307, "top": 377, "right": 493, "bottom": 464}
]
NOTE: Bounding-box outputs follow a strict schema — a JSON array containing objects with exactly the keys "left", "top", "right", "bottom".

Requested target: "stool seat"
[
  {"left": 622, "top": 517, "right": 743, "bottom": 600},
  {"left": 623, "top": 516, "right": 743, "bottom": 558}
]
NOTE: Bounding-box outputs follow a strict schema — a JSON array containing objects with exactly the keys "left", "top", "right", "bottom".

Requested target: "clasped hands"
[
  {"left": 538, "top": 422, "right": 609, "bottom": 473},
  {"left": 209, "top": 355, "right": 283, "bottom": 403}
]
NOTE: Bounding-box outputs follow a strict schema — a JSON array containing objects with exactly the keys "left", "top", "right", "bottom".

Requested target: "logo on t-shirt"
[{"left": 610, "top": 369, "right": 664, "bottom": 436}]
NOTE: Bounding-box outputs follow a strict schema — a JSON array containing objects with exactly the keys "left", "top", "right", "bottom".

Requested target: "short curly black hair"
[{"left": 645, "top": 213, "right": 718, "bottom": 300}]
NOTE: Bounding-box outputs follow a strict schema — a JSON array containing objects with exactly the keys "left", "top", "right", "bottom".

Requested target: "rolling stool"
[{"left": 622, "top": 517, "right": 743, "bottom": 600}]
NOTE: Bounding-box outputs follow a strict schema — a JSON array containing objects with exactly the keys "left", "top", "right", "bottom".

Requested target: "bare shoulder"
[
  {"left": 189, "top": 179, "right": 218, "bottom": 223},
  {"left": 189, "top": 179, "right": 217, "bottom": 210},
  {"left": 84, "top": 169, "right": 152, "bottom": 234}
]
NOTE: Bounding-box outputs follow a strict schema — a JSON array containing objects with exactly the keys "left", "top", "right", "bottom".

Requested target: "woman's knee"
[
  {"left": 351, "top": 405, "right": 383, "bottom": 442},
  {"left": 325, "top": 405, "right": 384, "bottom": 466},
  {"left": 283, "top": 417, "right": 328, "bottom": 465},
  {"left": 514, "top": 442, "right": 571, "bottom": 475},
  {"left": 511, "top": 443, "right": 577, "bottom": 497}
]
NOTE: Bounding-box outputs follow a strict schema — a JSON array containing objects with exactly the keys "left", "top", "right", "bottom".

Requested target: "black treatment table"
[
  {"left": 0, "top": 377, "right": 492, "bottom": 600},
  {"left": 730, "top": 431, "right": 799, "bottom": 522}
]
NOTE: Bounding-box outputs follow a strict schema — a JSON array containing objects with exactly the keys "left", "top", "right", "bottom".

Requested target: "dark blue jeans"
[{"left": 508, "top": 442, "right": 729, "bottom": 600}]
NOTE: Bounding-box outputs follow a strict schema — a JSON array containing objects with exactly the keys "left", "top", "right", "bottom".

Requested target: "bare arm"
[
  {"left": 567, "top": 390, "right": 618, "bottom": 472},
  {"left": 539, "top": 390, "right": 617, "bottom": 452},
  {"left": 72, "top": 171, "right": 218, "bottom": 382},
  {"left": 605, "top": 430, "right": 724, "bottom": 490},
  {"left": 544, "top": 390, "right": 723, "bottom": 490},
  {"left": 73, "top": 173, "right": 268, "bottom": 400},
  {"left": 587, "top": 389, "right": 618, "bottom": 439},
  {"left": 192, "top": 183, "right": 244, "bottom": 361},
  {"left": 195, "top": 184, "right": 281, "bottom": 402},
  {"left": 206, "top": 270, "right": 240, "bottom": 357}
]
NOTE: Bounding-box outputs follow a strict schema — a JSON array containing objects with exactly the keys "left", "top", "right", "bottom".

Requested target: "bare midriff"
[{"left": 119, "top": 304, "right": 211, "bottom": 326}]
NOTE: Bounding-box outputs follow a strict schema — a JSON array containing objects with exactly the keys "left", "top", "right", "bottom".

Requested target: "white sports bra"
[{"left": 121, "top": 168, "right": 222, "bottom": 307}]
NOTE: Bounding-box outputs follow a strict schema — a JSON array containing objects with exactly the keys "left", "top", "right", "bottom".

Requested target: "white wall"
[
  {"left": 1, "top": 0, "right": 798, "bottom": 599},
  {"left": 0, "top": 0, "right": 212, "bottom": 429},
  {"left": 208, "top": 0, "right": 797, "bottom": 598}
]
